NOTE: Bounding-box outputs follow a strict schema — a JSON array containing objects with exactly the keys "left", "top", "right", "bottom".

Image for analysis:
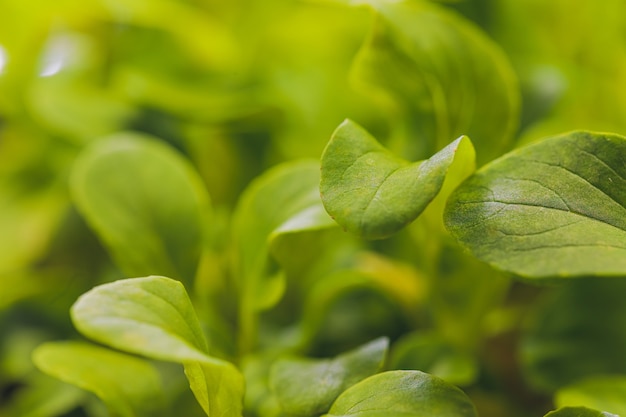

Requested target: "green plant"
[{"left": 1, "top": 0, "right": 626, "bottom": 416}]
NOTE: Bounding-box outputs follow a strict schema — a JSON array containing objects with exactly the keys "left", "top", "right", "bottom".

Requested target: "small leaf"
[
  {"left": 324, "top": 370, "right": 478, "bottom": 417},
  {"left": 270, "top": 337, "right": 388, "bottom": 417},
  {"left": 71, "top": 276, "right": 209, "bottom": 362},
  {"left": 32, "top": 341, "right": 163, "bottom": 417},
  {"left": 320, "top": 119, "right": 474, "bottom": 239},
  {"left": 70, "top": 276, "right": 245, "bottom": 417},
  {"left": 233, "top": 160, "right": 336, "bottom": 312},
  {"left": 544, "top": 406, "right": 617, "bottom": 417},
  {"left": 184, "top": 360, "right": 245, "bottom": 417},
  {"left": 351, "top": 1, "right": 519, "bottom": 164},
  {"left": 556, "top": 375, "right": 626, "bottom": 417},
  {"left": 71, "top": 133, "right": 211, "bottom": 286},
  {"left": 445, "top": 131, "right": 626, "bottom": 278}
]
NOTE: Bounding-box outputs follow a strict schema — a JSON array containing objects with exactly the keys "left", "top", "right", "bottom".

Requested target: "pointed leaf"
[
  {"left": 71, "top": 276, "right": 209, "bottom": 362},
  {"left": 351, "top": 1, "right": 519, "bottom": 164},
  {"left": 556, "top": 375, "right": 626, "bottom": 417},
  {"left": 32, "top": 341, "right": 163, "bottom": 417},
  {"left": 320, "top": 119, "right": 474, "bottom": 239},
  {"left": 71, "top": 133, "right": 211, "bottom": 286},
  {"left": 270, "top": 337, "right": 388, "bottom": 417},
  {"left": 445, "top": 131, "right": 626, "bottom": 278},
  {"left": 324, "top": 370, "right": 478, "bottom": 417}
]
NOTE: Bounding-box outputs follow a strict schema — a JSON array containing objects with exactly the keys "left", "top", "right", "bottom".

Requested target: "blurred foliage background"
[{"left": 1, "top": 0, "right": 626, "bottom": 416}]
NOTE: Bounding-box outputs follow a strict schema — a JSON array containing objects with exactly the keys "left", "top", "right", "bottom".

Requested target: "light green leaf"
[
  {"left": 184, "top": 360, "right": 245, "bottom": 417},
  {"left": 71, "top": 276, "right": 209, "bottom": 362},
  {"left": 32, "top": 341, "right": 163, "bottom": 417},
  {"left": 445, "top": 131, "right": 626, "bottom": 278},
  {"left": 270, "top": 337, "right": 388, "bottom": 417},
  {"left": 71, "top": 133, "right": 210, "bottom": 286},
  {"left": 233, "top": 160, "right": 336, "bottom": 312},
  {"left": 320, "top": 119, "right": 474, "bottom": 240},
  {"left": 521, "top": 279, "right": 626, "bottom": 392},
  {"left": 324, "top": 370, "right": 478, "bottom": 417},
  {"left": 556, "top": 375, "right": 626, "bottom": 417},
  {"left": 351, "top": 1, "right": 518, "bottom": 164},
  {"left": 70, "top": 276, "right": 244, "bottom": 417},
  {"left": 544, "top": 407, "right": 618, "bottom": 417}
]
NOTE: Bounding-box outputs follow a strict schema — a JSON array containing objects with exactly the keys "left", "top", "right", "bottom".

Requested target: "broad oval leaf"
[
  {"left": 71, "top": 275, "right": 209, "bottom": 362},
  {"left": 270, "top": 337, "right": 388, "bottom": 417},
  {"left": 324, "top": 370, "right": 477, "bottom": 417},
  {"left": 556, "top": 375, "right": 626, "bottom": 417},
  {"left": 233, "top": 160, "right": 336, "bottom": 312},
  {"left": 445, "top": 131, "right": 626, "bottom": 278},
  {"left": 71, "top": 133, "right": 211, "bottom": 286},
  {"left": 320, "top": 119, "right": 474, "bottom": 239},
  {"left": 544, "top": 407, "right": 617, "bottom": 417},
  {"left": 351, "top": 1, "right": 519, "bottom": 164},
  {"left": 32, "top": 341, "right": 163, "bottom": 417}
]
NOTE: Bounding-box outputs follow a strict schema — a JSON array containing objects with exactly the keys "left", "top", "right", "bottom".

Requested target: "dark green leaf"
[
  {"left": 270, "top": 337, "right": 388, "bottom": 416},
  {"left": 32, "top": 341, "right": 163, "bottom": 417},
  {"left": 324, "top": 370, "right": 478, "bottom": 417},
  {"left": 445, "top": 131, "right": 626, "bottom": 278},
  {"left": 320, "top": 119, "right": 474, "bottom": 240},
  {"left": 71, "top": 133, "right": 211, "bottom": 285}
]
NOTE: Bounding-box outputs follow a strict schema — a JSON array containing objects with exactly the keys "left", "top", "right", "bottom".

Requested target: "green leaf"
[
  {"left": 445, "top": 131, "right": 626, "bottom": 278},
  {"left": 389, "top": 332, "right": 478, "bottom": 386},
  {"left": 544, "top": 406, "right": 618, "bottom": 417},
  {"left": 351, "top": 1, "right": 519, "bottom": 164},
  {"left": 521, "top": 279, "right": 626, "bottom": 392},
  {"left": 324, "top": 370, "right": 478, "bottom": 417},
  {"left": 71, "top": 133, "right": 210, "bottom": 286},
  {"left": 184, "top": 361, "right": 245, "bottom": 417},
  {"left": 70, "top": 276, "right": 244, "bottom": 417},
  {"left": 270, "top": 337, "right": 388, "bottom": 417},
  {"left": 233, "top": 159, "right": 336, "bottom": 312},
  {"left": 556, "top": 375, "right": 626, "bottom": 417},
  {"left": 320, "top": 119, "right": 474, "bottom": 240},
  {"left": 32, "top": 341, "right": 163, "bottom": 417},
  {"left": 71, "top": 276, "right": 209, "bottom": 362}
]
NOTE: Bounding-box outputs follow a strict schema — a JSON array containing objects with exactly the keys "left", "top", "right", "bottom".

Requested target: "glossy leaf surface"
[
  {"left": 71, "top": 133, "right": 210, "bottom": 285},
  {"left": 320, "top": 119, "right": 474, "bottom": 239},
  {"left": 445, "top": 131, "right": 626, "bottom": 278},
  {"left": 324, "top": 370, "right": 477, "bottom": 417},
  {"left": 270, "top": 337, "right": 388, "bottom": 416},
  {"left": 556, "top": 375, "right": 626, "bottom": 417},
  {"left": 33, "top": 341, "right": 162, "bottom": 417},
  {"left": 352, "top": 1, "right": 518, "bottom": 164}
]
